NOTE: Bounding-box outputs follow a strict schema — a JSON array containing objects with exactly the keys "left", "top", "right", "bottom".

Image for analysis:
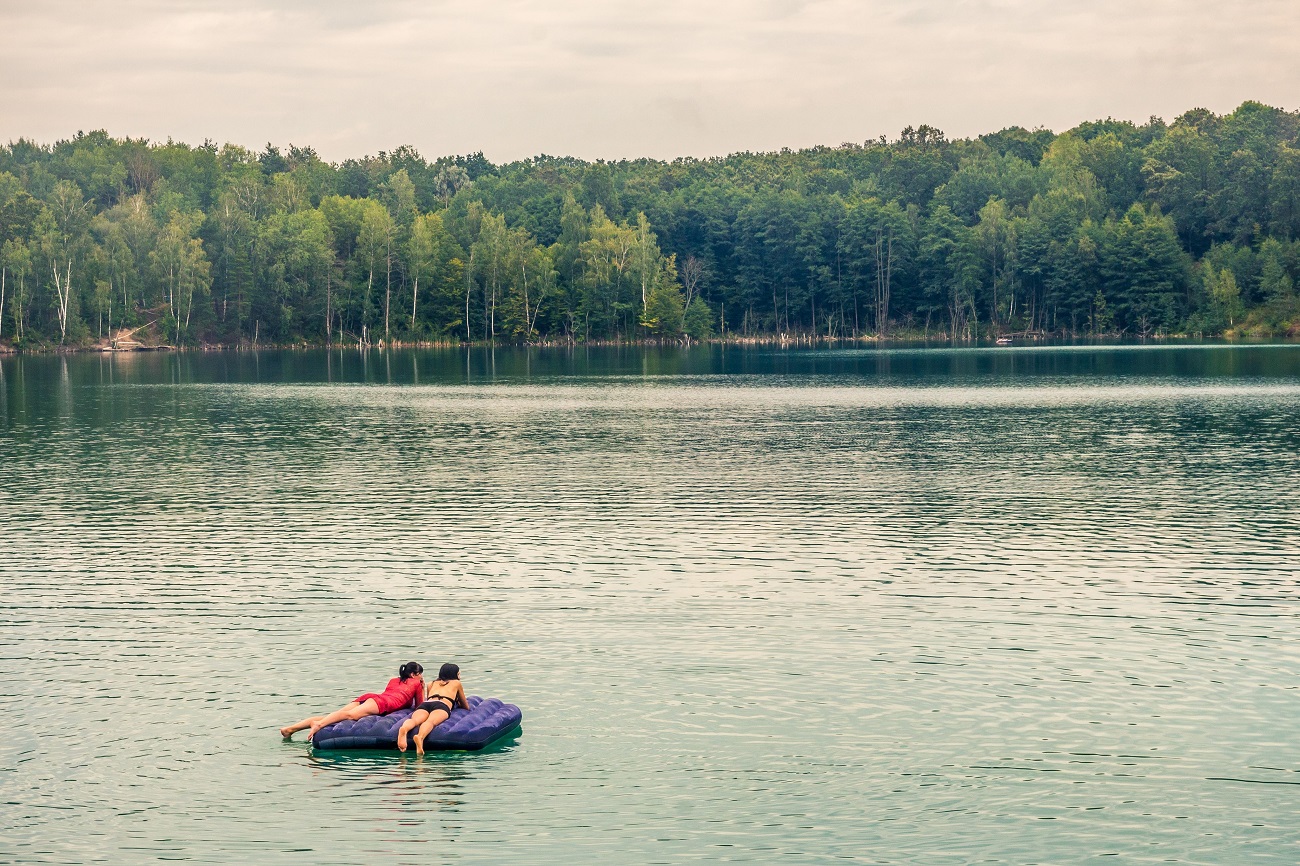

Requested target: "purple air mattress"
[{"left": 311, "top": 696, "right": 522, "bottom": 751}]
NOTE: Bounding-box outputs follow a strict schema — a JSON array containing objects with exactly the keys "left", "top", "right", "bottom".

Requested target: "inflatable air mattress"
[{"left": 311, "top": 696, "right": 521, "bottom": 751}]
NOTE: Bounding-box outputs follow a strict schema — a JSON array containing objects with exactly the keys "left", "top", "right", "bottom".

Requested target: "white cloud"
[{"left": 0, "top": 0, "right": 1295, "bottom": 161}]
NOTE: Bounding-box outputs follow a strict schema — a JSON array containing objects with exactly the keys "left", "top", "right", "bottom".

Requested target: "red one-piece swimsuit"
[{"left": 356, "top": 677, "right": 422, "bottom": 714}]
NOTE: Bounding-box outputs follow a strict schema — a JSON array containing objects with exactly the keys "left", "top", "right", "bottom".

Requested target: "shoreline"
[{"left": 3, "top": 332, "right": 1290, "bottom": 356}]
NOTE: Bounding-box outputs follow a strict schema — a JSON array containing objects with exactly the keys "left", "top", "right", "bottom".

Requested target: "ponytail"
[{"left": 399, "top": 661, "right": 424, "bottom": 681}]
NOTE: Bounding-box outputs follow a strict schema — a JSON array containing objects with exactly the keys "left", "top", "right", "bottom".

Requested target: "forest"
[{"left": 1, "top": 100, "right": 1298, "bottom": 349}]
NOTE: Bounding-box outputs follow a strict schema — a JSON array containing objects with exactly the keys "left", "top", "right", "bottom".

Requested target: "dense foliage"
[{"left": 2, "top": 100, "right": 1299, "bottom": 348}]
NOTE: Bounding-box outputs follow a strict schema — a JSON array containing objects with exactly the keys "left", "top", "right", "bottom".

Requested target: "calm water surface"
[{"left": 2, "top": 344, "right": 1299, "bottom": 864}]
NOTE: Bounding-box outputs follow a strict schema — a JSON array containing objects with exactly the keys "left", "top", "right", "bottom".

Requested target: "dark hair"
[
  {"left": 399, "top": 662, "right": 424, "bottom": 681},
  {"left": 437, "top": 663, "right": 460, "bottom": 681}
]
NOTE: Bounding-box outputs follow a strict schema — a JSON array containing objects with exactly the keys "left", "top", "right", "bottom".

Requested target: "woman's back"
[{"left": 427, "top": 679, "right": 459, "bottom": 701}]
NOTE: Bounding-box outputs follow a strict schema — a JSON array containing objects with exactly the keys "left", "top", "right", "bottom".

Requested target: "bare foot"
[
  {"left": 306, "top": 723, "right": 322, "bottom": 742},
  {"left": 280, "top": 726, "right": 294, "bottom": 739},
  {"left": 396, "top": 729, "right": 409, "bottom": 752},
  {"left": 414, "top": 735, "right": 425, "bottom": 756}
]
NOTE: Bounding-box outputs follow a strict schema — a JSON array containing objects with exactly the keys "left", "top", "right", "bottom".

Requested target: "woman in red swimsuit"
[{"left": 279, "top": 662, "right": 424, "bottom": 741}]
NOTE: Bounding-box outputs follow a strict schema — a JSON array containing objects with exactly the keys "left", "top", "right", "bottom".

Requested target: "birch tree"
[
  {"left": 471, "top": 213, "right": 510, "bottom": 342},
  {"left": 150, "top": 210, "right": 211, "bottom": 340},
  {"left": 500, "top": 227, "right": 554, "bottom": 340},
  {"left": 1, "top": 240, "right": 31, "bottom": 342},
  {"left": 633, "top": 212, "right": 657, "bottom": 312},
  {"left": 356, "top": 200, "right": 394, "bottom": 344},
  {"left": 404, "top": 212, "right": 459, "bottom": 336},
  {"left": 39, "top": 182, "right": 92, "bottom": 343}
]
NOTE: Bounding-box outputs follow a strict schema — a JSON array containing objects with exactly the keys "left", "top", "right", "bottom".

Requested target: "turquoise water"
[{"left": 3, "top": 344, "right": 1299, "bottom": 864}]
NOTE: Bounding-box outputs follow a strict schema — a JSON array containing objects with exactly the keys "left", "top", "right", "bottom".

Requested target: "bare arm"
[{"left": 457, "top": 682, "right": 469, "bottom": 710}]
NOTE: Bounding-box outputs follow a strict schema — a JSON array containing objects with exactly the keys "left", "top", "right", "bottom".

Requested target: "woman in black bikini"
[{"left": 397, "top": 663, "right": 469, "bottom": 754}]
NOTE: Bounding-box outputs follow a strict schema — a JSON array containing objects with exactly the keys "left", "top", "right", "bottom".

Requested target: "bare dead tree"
[{"left": 681, "top": 255, "right": 706, "bottom": 308}]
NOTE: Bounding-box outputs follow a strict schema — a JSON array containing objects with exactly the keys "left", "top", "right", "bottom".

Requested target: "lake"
[{"left": 2, "top": 343, "right": 1298, "bottom": 863}]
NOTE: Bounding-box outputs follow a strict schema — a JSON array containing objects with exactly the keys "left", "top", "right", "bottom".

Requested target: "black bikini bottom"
[{"left": 417, "top": 699, "right": 453, "bottom": 715}]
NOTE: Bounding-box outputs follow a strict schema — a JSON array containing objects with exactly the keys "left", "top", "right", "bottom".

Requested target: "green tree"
[
  {"left": 974, "top": 197, "right": 1016, "bottom": 328},
  {"left": 257, "top": 208, "right": 332, "bottom": 341},
  {"left": 1205, "top": 266, "right": 1243, "bottom": 326},
  {"left": 683, "top": 296, "right": 714, "bottom": 340},
  {"left": 471, "top": 212, "right": 511, "bottom": 341},
  {"left": 1142, "top": 123, "right": 1217, "bottom": 254},
  {"left": 150, "top": 210, "right": 211, "bottom": 341},
  {"left": 380, "top": 169, "right": 418, "bottom": 227},
  {"left": 1270, "top": 143, "right": 1300, "bottom": 240},
  {"left": 1258, "top": 239, "right": 1295, "bottom": 299},
  {"left": 1089, "top": 289, "right": 1113, "bottom": 335},
  {"left": 404, "top": 212, "right": 462, "bottom": 337},
  {"left": 355, "top": 199, "right": 395, "bottom": 342},
  {"left": 1, "top": 238, "right": 33, "bottom": 341},
  {"left": 917, "top": 206, "right": 976, "bottom": 337},
  {"left": 38, "top": 180, "right": 92, "bottom": 343},
  {"left": 579, "top": 205, "right": 636, "bottom": 339},
  {"left": 1099, "top": 205, "right": 1187, "bottom": 334},
  {"left": 499, "top": 228, "right": 554, "bottom": 341},
  {"left": 551, "top": 192, "right": 590, "bottom": 337},
  {"left": 642, "top": 280, "right": 685, "bottom": 337}
]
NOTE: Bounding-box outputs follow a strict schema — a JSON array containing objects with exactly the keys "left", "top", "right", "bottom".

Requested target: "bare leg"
[
  {"left": 281, "top": 716, "right": 326, "bottom": 738},
  {"left": 397, "top": 710, "right": 430, "bottom": 752},
  {"left": 306, "top": 700, "right": 377, "bottom": 741},
  {"left": 413, "top": 710, "right": 449, "bottom": 756}
]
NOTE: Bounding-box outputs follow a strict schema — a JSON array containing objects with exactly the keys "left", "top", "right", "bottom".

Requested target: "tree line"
[{"left": 1, "top": 100, "right": 1298, "bottom": 348}]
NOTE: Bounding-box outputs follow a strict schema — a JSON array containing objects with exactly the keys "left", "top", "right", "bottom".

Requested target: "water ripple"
[{"left": 2, "top": 348, "right": 1298, "bottom": 864}]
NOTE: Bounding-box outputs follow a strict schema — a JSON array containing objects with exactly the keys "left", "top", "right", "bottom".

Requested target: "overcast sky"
[{"left": 1, "top": 0, "right": 1296, "bottom": 163}]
